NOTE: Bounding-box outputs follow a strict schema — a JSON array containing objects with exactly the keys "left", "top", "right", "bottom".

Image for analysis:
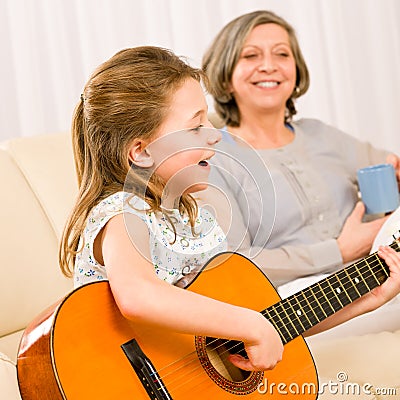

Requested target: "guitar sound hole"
[{"left": 205, "top": 337, "right": 251, "bottom": 382}]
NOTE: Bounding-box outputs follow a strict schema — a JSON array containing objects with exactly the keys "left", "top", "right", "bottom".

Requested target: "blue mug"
[{"left": 357, "top": 163, "right": 399, "bottom": 215}]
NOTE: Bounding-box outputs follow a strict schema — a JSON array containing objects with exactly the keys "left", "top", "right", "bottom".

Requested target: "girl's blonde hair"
[
  {"left": 202, "top": 10, "right": 310, "bottom": 126},
  {"left": 60, "top": 46, "right": 206, "bottom": 277}
]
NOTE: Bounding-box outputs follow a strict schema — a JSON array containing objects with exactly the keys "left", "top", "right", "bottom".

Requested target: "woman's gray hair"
[{"left": 202, "top": 10, "right": 310, "bottom": 126}]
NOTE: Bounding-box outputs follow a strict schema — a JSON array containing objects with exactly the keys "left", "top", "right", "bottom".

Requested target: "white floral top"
[{"left": 74, "top": 192, "right": 227, "bottom": 288}]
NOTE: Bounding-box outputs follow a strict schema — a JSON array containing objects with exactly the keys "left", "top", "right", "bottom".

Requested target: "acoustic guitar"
[{"left": 17, "top": 240, "right": 399, "bottom": 399}]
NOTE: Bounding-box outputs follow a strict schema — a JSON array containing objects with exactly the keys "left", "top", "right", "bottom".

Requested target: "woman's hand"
[
  {"left": 228, "top": 314, "right": 283, "bottom": 371},
  {"left": 386, "top": 153, "right": 400, "bottom": 186},
  {"left": 337, "top": 202, "right": 389, "bottom": 264}
]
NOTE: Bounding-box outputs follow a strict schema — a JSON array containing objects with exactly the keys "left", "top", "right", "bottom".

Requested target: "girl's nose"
[{"left": 207, "top": 128, "right": 222, "bottom": 145}]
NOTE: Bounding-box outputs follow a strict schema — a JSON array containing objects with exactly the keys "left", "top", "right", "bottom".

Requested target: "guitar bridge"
[{"left": 121, "top": 338, "right": 173, "bottom": 400}]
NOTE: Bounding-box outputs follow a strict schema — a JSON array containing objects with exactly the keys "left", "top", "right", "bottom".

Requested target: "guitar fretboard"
[{"left": 262, "top": 240, "right": 399, "bottom": 345}]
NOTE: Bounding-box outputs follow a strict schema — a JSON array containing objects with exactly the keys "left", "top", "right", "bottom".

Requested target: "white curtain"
[{"left": 1, "top": 0, "right": 399, "bottom": 154}]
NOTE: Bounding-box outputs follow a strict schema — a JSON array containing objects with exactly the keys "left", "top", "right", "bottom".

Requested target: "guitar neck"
[{"left": 262, "top": 240, "right": 399, "bottom": 345}]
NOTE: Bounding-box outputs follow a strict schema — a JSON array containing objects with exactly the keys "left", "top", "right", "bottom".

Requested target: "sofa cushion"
[
  {"left": 0, "top": 331, "right": 23, "bottom": 364},
  {"left": 0, "top": 352, "right": 21, "bottom": 400},
  {"left": 310, "top": 330, "right": 400, "bottom": 397},
  {"left": 4, "top": 133, "right": 78, "bottom": 237},
  {"left": 0, "top": 137, "right": 73, "bottom": 354}
]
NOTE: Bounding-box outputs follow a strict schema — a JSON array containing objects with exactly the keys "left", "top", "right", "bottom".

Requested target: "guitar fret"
[
  {"left": 343, "top": 268, "right": 361, "bottom": 297},
  {"left": 364, "top": 254, "right": 389, "bottom": 290},
  {"left": 365, "top": 254, "right": 382, "bottom": 286},
  {"left": 263, "top": 308, "right": 286, "bottom": 341},
  {"left": 273, "top": 303, "right": 297, "bottom": 340},
  {"left": 391, "top": 240, "right": 400, "bottom": 253},
  {"left": 357, "top": 264, "right": 373, "bottom": 292},
  {"left": 281, "top": 299, "right": 301, "bottom": 336},
  {"left": 303, "top": 286, "right": 327, "bottom": 320},
  {"left": 280, "top": 298, "right": 302, "bottom": 335},
  {"left": 260, "top": 237, "right": 399, "bottom": 344},
  {"left": 392, "top": 240, "right": 400, "bottom": 249},
  {"left": 375, "top": 257, "right": 389, "bottom": 279},
  {"left": 292, "top": 293, "right": 313, "bottom": 329},
  {"left": 346, "top": 263, "right": 371, "bottom": 297},
  {"left": 340, "top": 269, "right": 359, "bottom": 301},
  {"left": 265, "top": 306, "right": 292, "bottom": 343},
  {"left": 285, "top": 296, "right": 307, "bottom": 332},
  {"left": 316, "top": 281, "right": 336, "bottom": 315},
  {"left": 325, "top": 277, "right": 344, "bottom": 309},
  {"left": 363, "top": 269, "right": 379, "bottom": 292},
  {"left": 333, "top": 271, "right": 353, "bottom": 303},
  {"left": 297, "top": 291, "right": 320, "bottom": 325}
]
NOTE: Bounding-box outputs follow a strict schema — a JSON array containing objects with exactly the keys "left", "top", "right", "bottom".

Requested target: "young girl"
[{"left": 59, "top": 46, "right": 400, "bottom": 373}]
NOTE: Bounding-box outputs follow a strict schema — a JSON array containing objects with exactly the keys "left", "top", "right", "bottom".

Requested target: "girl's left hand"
[
  {"left": 366, "top": 245, "right": 400, "bottom": 310},
  {"left": 386, "top": 153, "right": 400, "bottom": 186}
]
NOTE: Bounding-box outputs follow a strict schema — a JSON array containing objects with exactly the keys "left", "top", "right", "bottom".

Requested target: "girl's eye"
[{"left": 191, "top": 125, "right": 203, "bottom": 132}]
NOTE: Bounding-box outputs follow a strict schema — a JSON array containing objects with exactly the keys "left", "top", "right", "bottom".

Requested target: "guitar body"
[{"left": 17, "top": 253, "right": 317, "bottom": 399}]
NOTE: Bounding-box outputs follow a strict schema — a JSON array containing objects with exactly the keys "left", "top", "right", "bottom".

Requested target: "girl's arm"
[
  {"left": 304, "top": 245, "right": 400, "bottom": 336},
  {"left": 99, "top": 213, "right": 283, "bottom": 371}
]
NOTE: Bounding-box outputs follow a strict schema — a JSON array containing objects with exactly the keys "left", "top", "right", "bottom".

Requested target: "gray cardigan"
[{"left": 199, "top": 118, "right": 389, "bottom": 286}]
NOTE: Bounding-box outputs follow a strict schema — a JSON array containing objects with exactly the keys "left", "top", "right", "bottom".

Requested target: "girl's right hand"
[
  {"left": 337, "top": 202, "right": 389, "bottom": 264},
  {"left": 228, "top": 313, "right": 283, "bottom": 371}
]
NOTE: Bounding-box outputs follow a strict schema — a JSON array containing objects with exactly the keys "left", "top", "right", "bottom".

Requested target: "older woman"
[{"left": 201, "top": 10, "right": 400, "bottom": 286}]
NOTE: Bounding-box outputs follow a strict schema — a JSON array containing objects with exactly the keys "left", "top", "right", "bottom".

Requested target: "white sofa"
[
  {"left": 0, "top": 133, "right": 75, "bottom": 399},
  {"left": 1, "top": 132, "right": 399, "bottom": 399}
]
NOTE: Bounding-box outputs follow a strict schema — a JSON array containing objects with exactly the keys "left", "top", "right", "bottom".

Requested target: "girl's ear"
[{"left": 128, "top": 140, "right": 154, "bottom": 168}]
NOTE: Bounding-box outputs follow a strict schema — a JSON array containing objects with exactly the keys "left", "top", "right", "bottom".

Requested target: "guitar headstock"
[
  {"left": 391, "top": 230, "right": 400, "bottom": 252},
  {"left": 392, "top": 230, "right": 400, "bottom": 241}
]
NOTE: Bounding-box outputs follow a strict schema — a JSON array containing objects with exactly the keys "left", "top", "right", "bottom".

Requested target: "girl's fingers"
[
  {"left": 378, "top": 245, "right": 400, "bottom": 264},
  {"left": 377, "top": 246, "right": 400, "bottom": 282}
]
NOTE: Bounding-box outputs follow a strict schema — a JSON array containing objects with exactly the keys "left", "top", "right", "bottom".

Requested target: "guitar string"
[
  {"left": 159, "top": 260, "right": 388, "bottom": 396},
  {"left": 156, "top": 250, "right": 393, "bottom": 389},
  {"left": 157, "top": 254, "right": 389, "bottom": 390},
  {"left": 163, "top": 256, "right": 384, "bottom": 378},
  {"left": 160, "top": 277, "right": 387, "bottom": 394},
  {"left": 154, "top": 250, "right": 394, "bottom": 391},
  {"left": 160, "top": 246, "right": 392, "bottom": 376},
  {"left": 265, "top": 250, "right": 391, "bottom": 338},
  {"left": 161, "top": 253, "right": 392, "bottom": 394},
  {"left": 163, "top": 353, "right": 318, "bottom": 398}
]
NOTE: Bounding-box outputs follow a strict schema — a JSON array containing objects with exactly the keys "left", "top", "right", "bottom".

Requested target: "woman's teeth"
[{"left": 256, "top": 81, "right": 279, "bottom": 88}]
